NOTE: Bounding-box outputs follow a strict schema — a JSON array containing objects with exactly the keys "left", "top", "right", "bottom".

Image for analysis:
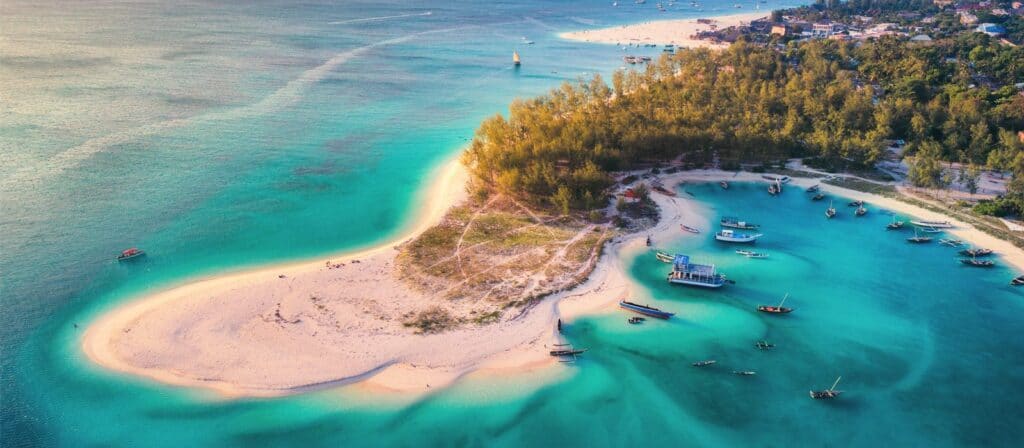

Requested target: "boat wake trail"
[
  {"left": 329, "top": 11, "right": 433, "bottom": 25},
  {"left": 0, "top": 24, "right": 469, "bottom": 195},
  {"left": 523, "top": 16, "right": 560, "bottom": 32}
]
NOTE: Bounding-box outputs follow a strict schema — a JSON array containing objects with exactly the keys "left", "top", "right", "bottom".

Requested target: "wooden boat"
[
  {"left": 939, "top": 239, "right": 964, "bottom": 247},
  {"left": 810, "top": 376, "right": 843, "bottom": 399},
  {"left": 757, "top": 293, "right": 793, "bottom": 314},
  {"left": 910, "top": 220, "right": 952, "bottom": 229},
  {"left": 667, "top": 254, "right": 727, "bottom": 288},
  {"left": 513, "top": 51, "right": 521, "bottom": 66},
  {"left": 692, "top": 360, "right": 717, "bottom": 367},
  {"left": 907, "top": 228, "right": 932, "bottom": 243},
  {"left": 887, "top": 216, "right": 905, "bottom": 230},
  {"left": 619, "top": 300, "right": 675, "bottom": 319},
  {"left": 1011, "top": 275, "right": 1024, "bottom": 286},
  {"left": 655, "top": 251, "right": 675, "bottom": 263},
  {"left": 720, "top": 181, "right": 729, "bottom": 189},
  {"left": 960, "top": 258, "right": 995, "bottom": 267},
  {"left": 736, "top": 249, "right": 769, "bottom": 258},
  {"left": 715, "top": 229, "right": 762, "bottom": 243},
  {"left": 755, "top": 340, "right": 775, "bottom": 350},
  {"left": 919, "top": 227, "right": 943, "bottom": 233},
  {"left": 733, "top": 371, "right": 757, "bottom": 376},
  {"left": 681, "top": 224, "right": 701, "bottom": 234},
  {"left": 628, "top": 316, "right": 646, "bottom": 324},
  {"left": 848, "top": 200, "right": 863, "bottom": 207},
  {"left": 806, "top": 184, "right": 820, "bottom": 193},
  {"left": 117, "top": 247, "right": 145, "bottom": 261},
  {"left": 550, "top": 348, "right": 587, "bottom": 357},
  {"left": 825, "top": 201, "right": 836, "bottom": 219},
  {"left": 720, "top": 217, "right": 759, "bottom": 230},
  {"left": 959, "top": 248, "right": 993, "bottom": 257},
  {"left": 812, "top": 192, "right": 825, "bottom": 201}
]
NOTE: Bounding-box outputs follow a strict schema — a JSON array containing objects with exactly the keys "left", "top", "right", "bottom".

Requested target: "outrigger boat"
[
  {"left": 720, "top": 181, "right": 729, "bottom": 189},
  {"left": 907, "top": 228, "right": 932, "bottom": 243},
  {"left": 681, "top": 224, "right": 701, "bottom": 234},
  {"left": 720, "top": 217, "right": 759, "bottom": 230},
  {"left": 886, "top": 216, "right": 905, "bottom": 230},
  {"left": 619, "top": 300, "right": 675, "bottom": 319},
  {"left": 960, "top": 257, "right": 995, "bottom": 267},
  {"left": 736, "top": 249, "right": 768, "bottom": 258},
  {"left": 1011, "top": 275, "right": 1024, "bottom": 286},
  {"left": 825, "top": 201, "right": 837, "bottom": 219},
  {"left": 919, "top": 227, "right": 943, "bottom": 233},
  {"left": 755, "top": 340, "right": 775, "bottom": 350},
  {"left": 806, "top": 184, "right": 820, "bottom": 193},
  {"left": 715, "top": 229, "right": 762, "bottom": 243},
  {"left": 812, "top": 192, "right": 825, "bottom": 201},
  {"left": 117, "top": 247, "right": 145, "bottom": 261},
  {"left": 655, "top": 251, "right": 675, "bottom": 263},
  {"left": 939, "top": 238, "right": 964, "bottom": 246},
  {"left": 910, "top": 220, "right": 953, "bottom": 229},
  {"left": 959, "top": 248, "right": 993, "bottom": 257},
  {"left": 692, "top": 360, "right": 717, "bottom": 367},
  {"left": 667, "top": 254, "right": 727, "bottom": 288},
  {"left": 810, "top": 376, "right": 843, "bottom": 399},
  {"left": 855, "top": 205, "right": 867, "bottom": 216},
  {"left": 757, "top": 293, "right": 793, "bottom": 314}
]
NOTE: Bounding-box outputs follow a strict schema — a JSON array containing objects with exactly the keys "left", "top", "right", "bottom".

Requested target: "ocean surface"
[{"left": 5, "top": 1, "right": 1022, "bottom": 446}]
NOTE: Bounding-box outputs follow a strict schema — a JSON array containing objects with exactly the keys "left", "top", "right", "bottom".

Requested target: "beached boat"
[
  {"left": 959, "top": 248, "right": 993, "bottom": 257},
  {"left": 910, "top": 220, "right": 953, "bottom": 229},
  {"left": 825, "top": 201, "right": 836, "bottom": 219},
  {"left": 810, "top": 377, "right": 843, "bottom": 399},
  {"left": 919, "top": 227, "right": 943, "bottom": 233},
  {"left": 755, "top": 340, "right": 775, "bottom": 350},
  {"left": 907, "top": 228, "right": 932, "bottom": 243},
  {"left": 117, "top": 247, "right": 145, "bottom": 261},
  {"left": 720, "top": 181, "right": 729, "bottom": 189},
  {"left": 887, "top": 216, "right": 905, "bottom": 230},
  {"left": 667, "top": 254, "right": 727, "bottom": 288},
  {"left": 939, "top": 239, "right": 964, "bottom": 247},
  {"left": 736, "top": 249, "right": 768, "bottom": 258},
  {"left": 513, "top": 51, "right": 521, "bottom": 66},
  {"left": 550, "top": 348, "right": 587, "bottom": 357},
  {"left": 655, "top": 251, "right": 675, "bottom": 263},
  {"left": 692, "top": 360, "right": 716, "bottom": 367},
  {"left": 812, "top": 192, "right": 825, "bottom": 201},
  {"left": 960, "top": 258, "right": 995, "bottom": 267},
  {"left": 762, "top": 175, "right": 791, "bottom": 184},
  {"left": 855, "top": 205, "right": 867, "bottom": 216},
  {"left": 757, "top": 293, "right": 793, "bottom": 314},
  {"left": 681, "top": 224, "right": 700, "bottom": 234},
  {"left": 806, "top": 184, "right": 820, "bottom": 193},
  {"left": 1011, "top": 275, "right": 1024, "bottom": 286},
  {"left": 619, "top": 300, "right": 675, "bottom": 319},
  {"left": 715, "top": 229, "right": 762, "bottom": 243},
  {"left": 720, "top": 217, "right": 759, "bottom": 230}
]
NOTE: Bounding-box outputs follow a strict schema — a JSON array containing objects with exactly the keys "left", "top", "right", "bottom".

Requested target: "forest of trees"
[{"left": 463, "top": 22, "right": 1024, "bottom": 212}]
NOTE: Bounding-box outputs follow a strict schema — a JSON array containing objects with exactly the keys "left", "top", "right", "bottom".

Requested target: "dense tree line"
[{"left": 463, "top": 30, "right": 1023, "bottom": 212}]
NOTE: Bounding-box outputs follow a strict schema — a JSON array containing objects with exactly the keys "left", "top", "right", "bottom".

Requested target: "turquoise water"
[{"left": 9, "top": 1, "right": 1022, "bottom": 446}]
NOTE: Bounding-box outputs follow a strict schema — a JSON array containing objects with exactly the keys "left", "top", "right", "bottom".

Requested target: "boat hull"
[
  {"left": 619, "top": 301, "right": 675, "bottom": 319},
  {"left": 667, "top": 277, "right": 725, "bottom": 288}
]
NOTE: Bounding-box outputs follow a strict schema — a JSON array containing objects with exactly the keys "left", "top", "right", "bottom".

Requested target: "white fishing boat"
[
  {"left": 715, "top": 229, "right": 762, "bottom": 243},
  {"left": 667, "top": 254, "right": 727, "bottom": 288},
  {"left": 910, "top": 220, "right": 952, "bottom": 229}
]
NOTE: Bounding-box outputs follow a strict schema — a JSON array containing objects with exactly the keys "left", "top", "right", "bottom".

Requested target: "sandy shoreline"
[
  {"left": 559, "top": 12, "right": 768, "bottom": 48},
  {"left": 82, "top": 166, "right": 1024, "bottom": 399}
]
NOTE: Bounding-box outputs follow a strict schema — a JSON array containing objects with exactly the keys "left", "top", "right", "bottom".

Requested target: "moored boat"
[
  {"left": 939, "top": 238, "right": 965, "bottom": 246},
  {"left": 117, "top": 247, "right": 145, "bottom": 261},
  {"left": 887, "top": 216, "right": 905, "bottom": 230},
  {"left": 628, "top": 316, "right": 646, "bottom": 324},
  {"left": 1011, "top": 275, "right": 1024, "bottom": 286},
  {"left": 550, "top": 348, "right": 587, "bottom": 357},
  {"left": 720, "top": 217, "right": 759, "bottom": 230},
  {"left": 761, "top": 175, "right": 791, "bottom": 184},
  {"left": 692, "top": 360, "right": 717, "bottom": 367},
  {"left": 757, "top": 293, "right": 793, "bottom": 314},
  {"left": 733, "top": 370, "right": 757, "bottom": 376},
  {"left": 960, "top": 258, "right": 995, "bottom": 267},
  {"left": 655, "top": 251, "right": 675, "bottom": 263},
  {"left": 855, "top": 205, "right": 867, "bottom": 216},
  {"left": 959, "top": 248, "right": 993, "bottom": 257},
  {"left": 910, "top": 220, "right": 953, "bottom": 229},
  {"left": 812, "top": 192, "right": 825, "bottom": 201},
  {"left": 825, "top": 200, "right": 836, "bottom": 219},
  {"left": 810, "top": 376, "right": 843, "bottom": 399},
  {"left": 619, "top": 300, "right": 675, "bottom": 319},
  {"left": 720, "top": 181, "right": 729, "bottom": 189},
  {"left": 919, "top": 226, "right": 943, "bottom": 233},
  {"left": 667, "top": 254, "right": 727, "bottom": 288},
  {"left": 755, "top": 340, "right": 775, "bottom": 350},
  {"left": 736, "top": 249, "right": 768, "bottom": 258},
  {"left": 907, "top": 228, "right": 932, "bottom": 243},
  {"left": 715, "top": 229, "right": 762, "bottom": 243},
  {"left": 806, "top": 184, "right": 820, "bottom": 193},
  {"left": 848, "top": 200, "right": 863, "bottom": 207}
]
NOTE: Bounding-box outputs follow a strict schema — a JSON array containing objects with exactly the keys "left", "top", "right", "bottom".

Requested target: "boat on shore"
[
  {"left": 919, "top": 227, "right": 943, "bottom": 233},
  {"left": 959, "top": 248, "right": 993, "bottom": 257},
  {"left": 757, "top": 293, "right": 793, "bottom": 314},
  {"left": 655, "top": 251, "right": 675, "bottom": 263},
  {"left": 667, "top": 254, "right": 727, "bottom": 288},
  {"left": 720, "top": 217, "right": 759, "bottom": 230},
  {"left": 825, "top": 200, "right": 836, "bottom": 219},
  {"left": 806, "top": 184, "right": 820, "bottom": 193},
  {"left": 810, "top": 376, "right": 843, "bottom": 399},
  {"left": 117, "top": 247, "right": 145, "bottom": 261},
  {"left": 681, "top": 224, "right": 700, "bottom": 234},
  {"left": 939, "top": 238, "right": 964, "bottom": 246},
  {"left": 550, "top": 347, "right": 587, "bottom": 357},
  {"left": 619, "top": 300, "right": 675, "bottom": 319},
  {"left": 960, "top": 258, "right": 995, "bottom": 267},
  {"left": 692, "top": 360, "right": 717, "bottom": 367},
  {"left": 910, "top": 220, "right": 953, "bottom": 229},
  {"left": 715, "top": 229, "right": 762, "bottom": 243},
  {"left": 762, "top": 175, "right": 790, "bottom": 183}
]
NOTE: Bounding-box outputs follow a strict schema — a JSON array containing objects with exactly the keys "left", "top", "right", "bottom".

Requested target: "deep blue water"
[{"left": 10, "top": 1, "right": 1021, "bottom": 447}]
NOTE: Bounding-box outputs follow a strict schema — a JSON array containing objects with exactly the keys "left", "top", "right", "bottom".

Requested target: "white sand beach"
[
  {"left": 559, "top": 12, "right": 768, "bottom": 48},
  {"left": 82, "top": 166, "right": 1024, "bottom": 398}
]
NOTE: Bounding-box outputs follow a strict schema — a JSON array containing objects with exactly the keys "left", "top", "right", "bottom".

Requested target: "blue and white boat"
[
  {"left": 720, "top": 216, "right": 759, "bottom": 230},
  {"left": 715, "top": 229, "right": 762, "bottom": 243},
  {"left": 619, "top": 300, "right": 675, "bottom": 319},
  {"left": 667, "top": 254, "right": 727, "bottom": 288}
]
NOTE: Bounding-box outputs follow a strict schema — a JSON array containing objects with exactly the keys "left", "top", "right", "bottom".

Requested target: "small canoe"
[{"left": 681, "top": 224, "right": 701, "bottom": 234}]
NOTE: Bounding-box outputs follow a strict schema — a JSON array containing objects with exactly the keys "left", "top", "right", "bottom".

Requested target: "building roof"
[{"left": 910, "top": 34, "right": 933, "bottom": 41}]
